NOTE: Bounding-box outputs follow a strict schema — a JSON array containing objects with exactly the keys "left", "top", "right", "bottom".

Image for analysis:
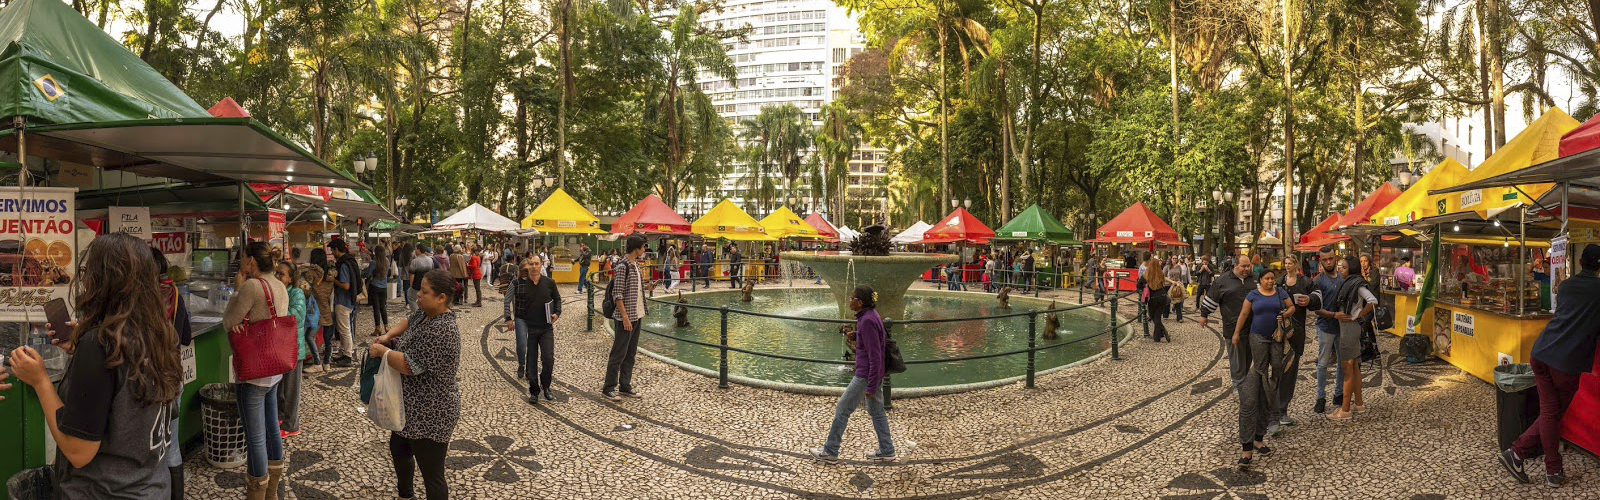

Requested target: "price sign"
[{"left": 181, "top": 344, "right": 196, "bottom": 385}]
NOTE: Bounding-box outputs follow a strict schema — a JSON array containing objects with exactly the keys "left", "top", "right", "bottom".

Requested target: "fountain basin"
[{"left": 636, "top": 288, "right": 1116, "bottom": 392}]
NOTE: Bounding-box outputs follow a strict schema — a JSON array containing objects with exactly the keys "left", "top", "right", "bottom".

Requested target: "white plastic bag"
[{"left": 367, "top": 359, "right": 406, "bottom": 432}]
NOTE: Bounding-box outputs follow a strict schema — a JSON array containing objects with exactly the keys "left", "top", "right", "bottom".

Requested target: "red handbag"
[
  {"left": 229, "top": 278, "right": 300, "bottom": 380},
  {"left": 1560, "top": 348, "right": 1600, "bottom": 455}
]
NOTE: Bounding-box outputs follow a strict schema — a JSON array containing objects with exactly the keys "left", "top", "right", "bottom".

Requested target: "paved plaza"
[{"left": 182, "top": 282, "right": 1598, "bottom": 499}]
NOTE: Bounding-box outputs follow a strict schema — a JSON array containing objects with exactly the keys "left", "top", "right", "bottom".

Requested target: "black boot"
[{"left": 169, "top": 466, "right": 184, "bottom": 500}]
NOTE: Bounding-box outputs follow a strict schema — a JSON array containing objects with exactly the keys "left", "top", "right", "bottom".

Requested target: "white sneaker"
[
  {"left": 1280, "top": 415, "right": 1296, "bottom": 426},
  {"left": 864, "top": 449, "right": 898, "bottom": 462}
]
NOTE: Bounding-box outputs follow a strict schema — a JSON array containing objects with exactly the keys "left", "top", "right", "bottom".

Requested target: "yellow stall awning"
[
  {"left": 1441, "top": 108, "right": 1580, "bottom": 219},
  {"left": 1367, "top": 158, "right": 1472, "bottom": 228},
  {"left": 692, "top": 199, "right": 776, "bottom": 241},
  {"left": 759, "top": 206, "right": 821, "bottom": 238},
  {"left": 521, "top": 187, "right": 606, "bottom": 233}
]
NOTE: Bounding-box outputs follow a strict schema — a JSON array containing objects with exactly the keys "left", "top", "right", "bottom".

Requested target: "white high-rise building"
[{"left": 683, "top": 0, "right": 889, "bottom": 222}]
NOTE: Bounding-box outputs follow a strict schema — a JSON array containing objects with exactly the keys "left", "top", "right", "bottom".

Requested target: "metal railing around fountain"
[{"left": 584, "top": 272, "right": 1153, "bottom": 405}]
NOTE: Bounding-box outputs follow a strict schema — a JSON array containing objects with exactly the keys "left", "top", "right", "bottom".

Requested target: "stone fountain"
[{"left": 781, "top": 250, "right": 956, "bottom": 320}]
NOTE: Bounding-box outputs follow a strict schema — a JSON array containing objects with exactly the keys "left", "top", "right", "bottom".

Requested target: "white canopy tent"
[
  {"left": 890, "top": 221, "right": 933, "bottom": 244},
  {"left": 837, "top": 225, "right": 860, "bottom": 243},
  {"left": 432, "top": 203, "right": 521, "bottom": 233}
]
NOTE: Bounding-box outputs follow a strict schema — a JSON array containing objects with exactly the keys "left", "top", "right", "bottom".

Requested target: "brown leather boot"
[
  {"left": 246, "top": 475, "right": 269, "bottom": 500},
  {"left": 264, "top": 459, "right": 286, "bottom": 500}
]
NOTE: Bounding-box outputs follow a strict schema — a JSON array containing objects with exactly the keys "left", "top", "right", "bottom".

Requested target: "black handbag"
[
  {"left": 359, "top": 353, "right": 382, "bottom": 404},
  {"left": 884, "top": 332, "right": 907, "bottom": 374}
]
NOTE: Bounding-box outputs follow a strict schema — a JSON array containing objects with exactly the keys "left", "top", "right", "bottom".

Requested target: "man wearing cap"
[{"left": 1500, "top": 244, "right": 1600, "bottom": 488}]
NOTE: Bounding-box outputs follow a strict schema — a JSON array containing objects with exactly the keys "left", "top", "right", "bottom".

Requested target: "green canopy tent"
[
  {"left": 992, "top": 204, "right": 1083, "bottom": 291},
  {"left": 0, "top": 0, "right": 363, "bottom": 188}
]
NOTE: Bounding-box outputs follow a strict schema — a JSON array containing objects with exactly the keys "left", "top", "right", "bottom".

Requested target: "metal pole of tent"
[{"left": 1519, "top": 208, "right": 1527, "bottom": 316}]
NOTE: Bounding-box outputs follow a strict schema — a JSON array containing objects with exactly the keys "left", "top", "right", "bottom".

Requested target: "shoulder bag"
[{"left": 228, "top": 278, "right": 300, "bottom": 380}]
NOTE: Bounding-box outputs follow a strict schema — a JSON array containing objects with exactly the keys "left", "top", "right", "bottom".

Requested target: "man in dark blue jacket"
[{"left": 1500, "top": 244, "right": 1600, "bottom": 488}]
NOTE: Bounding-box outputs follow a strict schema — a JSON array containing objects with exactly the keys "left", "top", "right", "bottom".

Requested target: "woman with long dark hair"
[
  {"left": 368, "top": 244, "right": 392, "bottom": 334},
  {"left": 222, "top": 241, "right": 292, "bottom": 497},
  {"left": 1144, "top": 258, "right": 1172, "bottom": 342},
  {"left": 809, "top": 285, "right": 896, "bottom": 463},
  {"left": 1328, "top": 255, "right": 1375, "bottom": 420},
  {"left": 372, "top": 269, "right": 462, "bottom": 500},
  {"left": 6, "top": 233, "right": 183, "bottom": 499}
]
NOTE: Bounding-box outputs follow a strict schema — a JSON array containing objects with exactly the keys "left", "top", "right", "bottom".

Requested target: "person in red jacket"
[{"left": 469, "top": 245, "right": 484, "bottom": 307}]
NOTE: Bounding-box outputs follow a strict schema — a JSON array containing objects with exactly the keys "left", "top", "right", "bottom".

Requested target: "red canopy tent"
[
  {"left": 1560, "top": 113, "right": 1600, "bottom": 157},
  {"left": 610, "top": 193, "right": 693, "bottom": 235},
  {"left": 1333, "top": 182, "right": 1402, "bottom": 229},
  {"left": 1085, "top": 202, "right": 1189, "bottom": 246},
  {"left": 1294, "top": 213, "right": 1349, "bottom": 251},
  {"left": 804, "top": 212, "right": 840, "bottom": 241},
  {"left": 917, "top": 207, "right": 995, "bottom": 244}
]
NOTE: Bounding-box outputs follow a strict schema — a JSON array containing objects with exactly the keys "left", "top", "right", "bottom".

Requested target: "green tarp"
[
  {"left": 0, "top": 0, "right": 209, "bottom": 124},
  {"left": 994, "top": 204, "right": 1081, "bottom": 244}
]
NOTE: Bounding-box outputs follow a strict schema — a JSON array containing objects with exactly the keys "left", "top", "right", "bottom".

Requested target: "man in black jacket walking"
[
  {"left": 506, "top": 254, "right": 562, "bottom": 403},
  {"left": 1200, "top": 258, "right": 1258, "bottom": 384}
]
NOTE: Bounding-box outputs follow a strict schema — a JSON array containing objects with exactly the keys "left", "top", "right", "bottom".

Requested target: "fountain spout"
[{"left": 781, "top": 251, "right": 958, "bottom": 319}]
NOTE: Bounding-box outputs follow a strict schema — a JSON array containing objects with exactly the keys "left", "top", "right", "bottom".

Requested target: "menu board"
[{"left": 0, "top": 187, "right": 77, "bottom": 321}]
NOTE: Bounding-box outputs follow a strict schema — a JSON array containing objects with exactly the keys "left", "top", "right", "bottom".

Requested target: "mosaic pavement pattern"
[{"left": 182, "top": 281, "right": 1599, "bottom": 499}]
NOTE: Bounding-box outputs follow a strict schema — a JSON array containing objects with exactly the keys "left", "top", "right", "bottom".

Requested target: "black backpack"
[{"left": 601, "top": 270, "right": 619, "bottom": 319}]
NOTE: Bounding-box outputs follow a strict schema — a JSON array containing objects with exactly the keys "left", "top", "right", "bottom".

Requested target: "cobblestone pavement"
[{"left": 183, "top": 281, "right": 1599, "bottom": 499}]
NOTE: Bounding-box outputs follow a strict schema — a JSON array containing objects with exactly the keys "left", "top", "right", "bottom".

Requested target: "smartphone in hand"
[{"left": 44, "top": 298, "right": 72, "bottom": 341}]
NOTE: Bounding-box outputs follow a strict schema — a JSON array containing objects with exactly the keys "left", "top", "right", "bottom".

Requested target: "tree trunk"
[
  {"left": 139, "top": 0, "right": 159, "bottom": 60},
  {"left": 997, "top": 63, "right": 1011, "bottom": 219},
  {"left": 97, "top": 0, "right": 109, "bottom": 28},
  {"left": 1475, "top": 0, "right": 1495, "bottom": 157},
  {"left": 938, "top": 10, "right": 951, "bottom": 208},
  {"left": 1486, "top": 0, "right": 1507, "bottom": 149},
  {"left": 556, "top": 0, "right": 573, "bottom": 188},
  {"left": 1282, "top": 0, "right": 1295, "bottom": 244}
]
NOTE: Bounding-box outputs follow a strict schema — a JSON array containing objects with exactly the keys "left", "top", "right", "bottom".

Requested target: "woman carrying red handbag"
[
  {"left": 1499, "top": 244, "right": 1600, "bottom": 488},
  {"left": 222, "top": 241, "right": 295, "bottom": 499}
]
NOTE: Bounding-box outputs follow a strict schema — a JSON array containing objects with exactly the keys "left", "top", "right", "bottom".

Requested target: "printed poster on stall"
[
  {"left": 1550, "top": 233, "right": 1567, "bottom": 313},
  {"left": 0, "top": 187, "right": 77, "bottom": 321},
  {"left": 268, "top": 209, "right": 286, "bottom": 242}
]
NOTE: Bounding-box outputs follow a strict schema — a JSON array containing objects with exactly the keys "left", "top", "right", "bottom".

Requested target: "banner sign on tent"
[
  {"left": 152, "top": 232, "right": 187, "bottom": 254},
  {"left": 0, "top": 187, "right": 77, "bottom": 321},
  {"left": 1550, "top": 233, "right": 1568, "bottom": 313},
  {"left": 268, "top": 209, "right": 286, "bottom": 241}
]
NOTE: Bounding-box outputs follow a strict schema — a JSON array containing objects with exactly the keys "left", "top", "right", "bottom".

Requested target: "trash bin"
[
  {"left": 1494, "top": 363, "right": 1541, "bottom": 451},
  {"left": 6, "top": 467, "right": 51, "bottom": 500},
  {"left": 199, "top": 383, "right": 247, "bottom": 469}
]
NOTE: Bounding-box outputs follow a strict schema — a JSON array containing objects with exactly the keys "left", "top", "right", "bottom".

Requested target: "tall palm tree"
[
  {"left": 657, "top": 7, "right": 736, "bottom": 207},
  {"left": 816, "top": 103, "right": 861, "bottom": 218},
  {"left": 739, "top": 104, "right": 814, "bottom": 212}
]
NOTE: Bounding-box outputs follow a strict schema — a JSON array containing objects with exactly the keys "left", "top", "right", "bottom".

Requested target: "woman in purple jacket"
[{"left": 810, "top": 285, "right": 897, "bottom": 463}]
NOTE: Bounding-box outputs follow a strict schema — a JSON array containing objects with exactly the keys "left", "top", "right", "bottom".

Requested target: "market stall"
[
  {"left": 0, "top": 0, "right": 366, "bottom": 490},
  {"left": 1085, "top": 202, "right": 1189, "bottom": 291},
  {"left": 916, "top": 207, "right": 995, "bottom": 285},
  {"left": 804, "top": 212, "right": 842, "bottom": 243},
  {"left": 1362, "top": 108, "right": 1581, "bottom": 383},
  {"left": 520, "top": 188, "right": 606, "bottom": 283},
  {"left": 992, "top": 204, "right": 1081, "bottom": 289},
  {"left": 693, "top": 200, "right": 777, "bottom": 285},
  {"left": 890, "top": 221, "right": 932, "bottom": 245},
  {"left": 609, "top": 194, "right": 695, "bottom": 283}
]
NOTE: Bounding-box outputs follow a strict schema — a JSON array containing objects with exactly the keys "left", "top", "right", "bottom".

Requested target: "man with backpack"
[
  {"left": 329, "top": 239, "right": 363, "bottom": 367},
  {"left": 603, "top": 235, "right": 652, "bottom": 401}
]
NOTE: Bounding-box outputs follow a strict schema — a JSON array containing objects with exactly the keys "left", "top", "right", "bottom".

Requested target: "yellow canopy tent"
[
  {"left": 692, "top": 199, "right": 777, "bottom": 240},
  {"left": 1368, "top": 158, "right": 1472, "bottom": 228},
  {"left": 759, "top": 206, "right": 821, "bottom": 238},
  {"left": 520, "top": 188, "right": 606, "bottom": 233},
  {"left": 1442, "top": 107, "right": 1580, "bottom": 219}
]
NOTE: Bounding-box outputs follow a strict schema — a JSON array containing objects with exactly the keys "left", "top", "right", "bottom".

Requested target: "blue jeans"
[
  {"left": 822, "top": 376, "right": 894, "bottom": 457},
  {"left": 235, "top": 382, "right": 283, "bottom": 477},
  {"left": 577, "top": 265, "right": 592, "bottom": 292},
  {"left": 1315, "top": 326, "right": 1345, "bottom": 400}
]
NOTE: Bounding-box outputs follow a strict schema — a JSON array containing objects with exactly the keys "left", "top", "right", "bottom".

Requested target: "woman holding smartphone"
[{"left": 7, "top": 232, "right": 183, "bottom": 499}]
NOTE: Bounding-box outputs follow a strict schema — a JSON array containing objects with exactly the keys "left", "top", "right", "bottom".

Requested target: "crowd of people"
[{"left": 3, "top": 227, "right": 1594, "bottom": 497}]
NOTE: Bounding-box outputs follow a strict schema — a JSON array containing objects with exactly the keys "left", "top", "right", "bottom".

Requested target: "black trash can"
[
  {"left": 6, "top": 466, "right": 52, "bottom": 500},
  {"left": 1494, "top": 363, "right": 1541, "bottom": 451}
]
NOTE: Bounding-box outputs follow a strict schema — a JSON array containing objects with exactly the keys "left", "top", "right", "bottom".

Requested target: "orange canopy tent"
[
  {"left": 1294, "top": 213, "right": 1348, "bottom": 251},
  {"left": 1334, "top": 182, "right": 1403, "bottom": 229},
  {"left": 1085, "top": 202, "right": 1189, "bottom": 246},
  {"left": 610, "top": 194, "right": 693, "bottom": 235},
  {"left": 916, "top": 207, "right": 995, "bottom": 244}
]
